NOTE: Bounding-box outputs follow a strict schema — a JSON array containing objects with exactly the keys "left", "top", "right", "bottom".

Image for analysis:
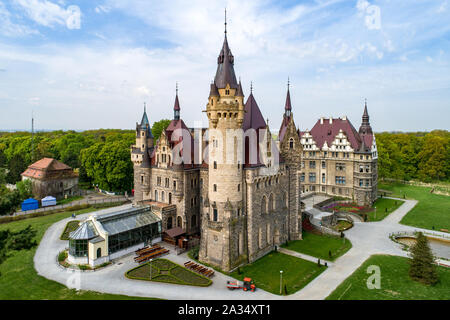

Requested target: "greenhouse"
[{"left": 68, "top": 205, "right": 162, "bottom": 267}]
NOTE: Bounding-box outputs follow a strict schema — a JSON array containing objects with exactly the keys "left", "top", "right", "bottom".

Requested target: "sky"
[{"left": 0, "top": 0, "right": 449, "bottom": 133}]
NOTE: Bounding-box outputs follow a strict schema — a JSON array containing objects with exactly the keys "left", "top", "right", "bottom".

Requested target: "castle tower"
[
  {"left": 199, "top": 14, "right": 246, "bottom": 271},
  {"left": 278, "top": 81, "right": 303, "bottom": 240},
  {"left": 131, "top": 104, "right": 154, "bottom": 204}
]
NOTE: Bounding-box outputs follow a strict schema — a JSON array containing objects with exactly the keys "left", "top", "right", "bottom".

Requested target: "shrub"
[{"left": 58, "top": 251, "right": 68, "bottom": 262}]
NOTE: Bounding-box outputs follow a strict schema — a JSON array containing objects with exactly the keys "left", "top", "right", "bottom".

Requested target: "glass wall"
[
  {"left": 69, "top": 239, "right": 88, "bottom": 257},
  {"left": 108, "top": 222, "right": 161, "bottom": 254}
]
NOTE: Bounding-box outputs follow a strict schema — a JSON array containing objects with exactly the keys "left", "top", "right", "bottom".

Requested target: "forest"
[{"left": 0, "top": 125, "right": 448, "bottom": 201}]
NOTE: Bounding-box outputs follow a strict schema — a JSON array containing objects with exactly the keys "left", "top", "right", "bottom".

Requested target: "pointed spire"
[
  {"left": 139, "top": 102, "right": 154, "bottom": 138},
  {"left": 285, "top": 78, "right": 292, "bottom": 112},
  {"left": 214, "top": 10, "right": 238, "bottom": 89},
  {"left": 174, "top": 82, "right": 180, "bottom": 120},
  {"left": 224, "top": 8, "right": 227, "bottom": 35},
  {"left": 359, "top": 98, "right": 372, "bottom": 135},
  {"left": 250, "top": 81, "right": 253, "bottom": 94},
  {"left": 236, "top": 79, "right": 244, "bottom": 97}
]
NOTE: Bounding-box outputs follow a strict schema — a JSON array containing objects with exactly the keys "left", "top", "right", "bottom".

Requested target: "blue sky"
[{"left": 0, "top": 0, "right": 449, "bottom": 132}]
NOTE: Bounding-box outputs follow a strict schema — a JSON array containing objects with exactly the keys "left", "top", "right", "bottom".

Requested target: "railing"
[
  {"left": 389, "top": 230, "right": 450, "bottom": 240},
  {"left": 11, "top": 196, "right": 130, "bottom": 217}
]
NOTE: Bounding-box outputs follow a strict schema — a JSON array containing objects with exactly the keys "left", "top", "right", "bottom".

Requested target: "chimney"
[
  {"left": 329, "top": 117, "right": 333, "bottom": 124},
  {"left": 320, "top": 117, "right": 324, "bottom": 124}
]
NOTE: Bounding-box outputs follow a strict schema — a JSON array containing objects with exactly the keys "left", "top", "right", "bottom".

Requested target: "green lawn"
[
  {"left": 281, "top": 231, "right": 352, "bottom": 261},
  {"left": 60, "top": 220, "right": 80, "bottom": 240},
  {"left": 228, "top": 251, "right": 327, "bottom": 295},
  {"left": 368, "top": 198, "right": 404, "bottom": 221},
  {"left": 326, "top": 254, "right": 450, "bottom": 300},
  {"left": 57, "top": 195, "right": 84, "bottom": 205},
  {"left": 126, "top": 259, "right": 212, "bottom": 287},
  {"left": 379, "top": 182, "right": 450, "bottom": 231},
  {"left": 0, "top": 207, "right": 155, "bottom": 300}
]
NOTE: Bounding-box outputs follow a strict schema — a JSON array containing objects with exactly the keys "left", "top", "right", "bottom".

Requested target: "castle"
[{"left": 131, "top": 23, "right": 377, "bottom": 271}]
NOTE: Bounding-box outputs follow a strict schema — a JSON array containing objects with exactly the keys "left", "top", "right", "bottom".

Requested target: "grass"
[
  {"left": 281, "top": 231, "right": 352, "bottom": 261},
  {"left": 326, "top": 254, "right": 450, "bottom": 300},
  {"left": 228, "top": 251, "right": 327, "bottom": 295},
  {"left": 57, "top": 195, "right": 84, "bottom": 205},
  {"left": 369, "top": 198, "right": 404, "bottom": 221},
  {"left": 333, "top": 220, "right": 353, "bottom": 232},
  {"left": 379, "top": 182, "right": 450, "bottom": 231},
  {"left": 60, "top": 220, "right": 80, "bottom": 240},
  {"left": 126, "top": 258, "right": 212, "bottom": 287},
  {"left": 0, "top": 206, "right": 155, "bottom": 300}
]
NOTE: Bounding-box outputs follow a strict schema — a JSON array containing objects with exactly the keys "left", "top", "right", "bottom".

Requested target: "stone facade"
[
  {"left": 21, "top": 157, "right": 79, "bottom": 200},
  {"left": 131, "top": 28, "right": 303, "bottom": 272},
  {"left": 299, "top": 106, "right": 378, "bottom": 205}
]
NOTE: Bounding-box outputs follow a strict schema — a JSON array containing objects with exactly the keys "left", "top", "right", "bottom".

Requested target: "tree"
[
  {"left": 409, "top": 232, "right": 439, "bottom": 285},
  {"left": 0, "top": 190, "right": 21, "bottom": 215},
  {"left": 16, "top": 179, "right": 33, "bottom": 199},
  {"left": 0, "top": 149, "right": 6, "bottom": 168},
  {"left": 6, "top": 154, "right": 28, "bottom": 184},
  {"left": 0, "top": 225, "right": 37, "bottom": 275},
  {"left": 151, "top": 119, "right": 171, "bottom": 144},
  {"left": 417, "top": 134, "right": 448, "bottom": 182}
]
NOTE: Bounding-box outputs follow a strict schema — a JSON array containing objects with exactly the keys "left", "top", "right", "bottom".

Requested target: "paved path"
[
  {"left": 279, "top": 247, "right": 333, "bottom": 266},
  {"left": 33, "top": 197, "right": 448, "bottom": 300}
]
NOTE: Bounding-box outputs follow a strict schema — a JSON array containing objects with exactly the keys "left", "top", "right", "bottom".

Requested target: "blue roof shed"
[{"left": 21, "top": 198, "right": 39, "bottom": 211}]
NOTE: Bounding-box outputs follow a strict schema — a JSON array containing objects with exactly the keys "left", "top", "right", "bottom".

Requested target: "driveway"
[{"left": 34, "top": 198, "right": 446, "bottom": 300}]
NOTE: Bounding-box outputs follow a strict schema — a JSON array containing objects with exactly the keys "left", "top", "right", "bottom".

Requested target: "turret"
[{"left": 359, "top": 100, "right": 373, "bottom": 135}]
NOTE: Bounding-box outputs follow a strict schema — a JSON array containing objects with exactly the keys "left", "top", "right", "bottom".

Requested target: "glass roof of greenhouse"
[{"left": 97, "top": 206, "right": 160, "bottom": 236}]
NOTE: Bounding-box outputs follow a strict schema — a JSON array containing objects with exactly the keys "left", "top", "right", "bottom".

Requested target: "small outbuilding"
[
  {"left": 21, "top": 157, "right": 78, "bottom": 200},
  {"left": 21, "top": 198, "right": 39, "bottom": 211}
]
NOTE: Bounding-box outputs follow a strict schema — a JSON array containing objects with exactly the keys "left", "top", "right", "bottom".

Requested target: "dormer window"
[{"left": 225, "top": 89, "right": 230, "bottom": 95}]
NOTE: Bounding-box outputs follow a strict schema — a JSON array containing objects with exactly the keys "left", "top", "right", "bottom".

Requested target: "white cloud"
[
  {"left": 13, "top": 0, "right": 81, "bottom": 29},
  {"left": 0, "top": 2, "right": 39, "bottom": 36}
]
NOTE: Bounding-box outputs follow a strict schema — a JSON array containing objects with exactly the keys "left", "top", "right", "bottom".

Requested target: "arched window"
[
  {"left": 168, "top": 193, "right": 172, "bottom": 204},
  {"left": 97, "top": 248, "right": 101, "bottom": 258},
  {"left": 238, "top": 184, "right": 240, "bottom": 192},
  {"left": 167, "top": 217, "right": 173, "bottom": 229},
  {"left": 269, "top": 193, "right": 274, "bottom": 212},
  {"left": 213, "top": 184, "right": 217, "bottom": 192},
  {"left": 161, "top": 191, "right": 165, "bottom": 202},
  {"left": 177, "top": 216, "right": 182, "bottom": 228},
  {"left": 155, "top": 190, "right": 158, "bottom": 201},
  {"left": 289, "top": 138, "right": 294, "bottom": 149},
  {"left": 214, "top": 161, "right": 217, "bottom": 169},
  {"left": 213, "top": 209, "right": 218, "bottom": 221},
  {"left": 261, "top": 196, "right": 267, "bottom": 215}
]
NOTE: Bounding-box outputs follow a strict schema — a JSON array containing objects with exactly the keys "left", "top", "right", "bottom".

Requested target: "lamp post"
[
  {"left": 280, "top": 270, "right": 283, "bottom": 295},
  {"left": 149, "top": 258, "right": 153, "bottom": 280},
  {"left": 374, "top": 206, "right": 377, "bottom": 220}
]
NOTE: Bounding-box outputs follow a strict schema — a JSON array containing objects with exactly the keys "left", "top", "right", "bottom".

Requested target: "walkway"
[
  {"left": 33, "top": 197, "right": 448, "bottom": 300},
  {"left": 279, "top": 247, "right": 333, "bottom": 266}
]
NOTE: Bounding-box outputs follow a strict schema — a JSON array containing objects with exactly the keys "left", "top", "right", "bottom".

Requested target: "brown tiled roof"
[
  {"left": 22, "top": 158, "right": 77, "bottom": 180},
  {"left": 309, "top": 118, "right": 363, "bottom": 150}
]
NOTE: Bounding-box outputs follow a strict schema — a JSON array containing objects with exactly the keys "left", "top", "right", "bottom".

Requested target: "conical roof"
[
  {"left": 69, "top": 221, "right": 98, "bottom": 240},
  {"left": 140, "top": 106, "right": 154, "bottom": 138},
  {"left": 285, "top": 88, "right": 292, "bottom": 111},
  {"left": 214, "top": 34, "right": 238, "bottom": 89},
  {"left": 243, "top": 93, "right": 266, "bottom": 131}
]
